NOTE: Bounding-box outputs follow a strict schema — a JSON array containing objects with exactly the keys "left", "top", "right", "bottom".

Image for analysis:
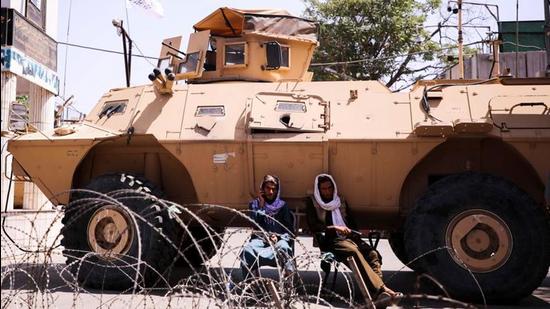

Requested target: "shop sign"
[{"left": 1, "top": 47, "right": 59, "bottom": 94}]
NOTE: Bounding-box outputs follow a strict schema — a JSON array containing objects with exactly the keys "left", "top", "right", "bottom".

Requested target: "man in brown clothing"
[{"left": 306, "top": 174, "right": 400, "bottom": 299}]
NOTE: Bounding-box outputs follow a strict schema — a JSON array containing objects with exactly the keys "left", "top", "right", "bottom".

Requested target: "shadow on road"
[{"left": 2, "top": 262, "right": 549, "bottom": 308}]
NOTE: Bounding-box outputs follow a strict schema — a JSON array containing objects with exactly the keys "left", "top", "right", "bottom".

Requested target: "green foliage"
[
  {"left": 440, "top": 45, "right": 479, "bottom": 66},
  {"left": 16, "top": 95, "right": 29, "bottom": 106},
  {"left": 304, "top": 0, "right": 442, "bottom": 87}
]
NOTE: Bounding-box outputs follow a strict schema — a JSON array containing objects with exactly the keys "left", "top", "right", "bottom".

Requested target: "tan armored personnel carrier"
[{"left": 8, "top": 8, "right": 550, "bottom": 302}]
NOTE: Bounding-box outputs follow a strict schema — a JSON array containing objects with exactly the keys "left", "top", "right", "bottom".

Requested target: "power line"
[
  {"left": 132, "top": 41, "right": 157, "bottom": 67},
  {"left": 57, "top": 41, "right": 158, "bottom": 60},
  {"left": 59, "top": 38, "right": 503, "bottom": 71},
  {"left": 502, "top": 41, "right": 544, "bottom": 51},
  {"left": 309, "top": 40, "right": 487, "bottom": 67}
]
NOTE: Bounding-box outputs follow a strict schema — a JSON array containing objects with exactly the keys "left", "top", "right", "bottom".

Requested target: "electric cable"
[
  {"left": 57, "top": 41, "right": 158, "bottom": 60},
  {"left": 310, "top": 40, "right": 488, "bottom": 67}
]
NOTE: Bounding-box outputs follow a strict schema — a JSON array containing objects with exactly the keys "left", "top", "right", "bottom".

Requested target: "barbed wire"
[{"left": 1, "top": 189, "right": 482, "bottom": 308}]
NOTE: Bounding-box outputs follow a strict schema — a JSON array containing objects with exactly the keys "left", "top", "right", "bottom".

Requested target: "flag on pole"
[{"left": 127, "top": 0, "right": 164, "bottom": 18}]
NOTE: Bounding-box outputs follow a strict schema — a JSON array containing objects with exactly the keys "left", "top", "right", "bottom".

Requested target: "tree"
[{"left": 304, "top": 0, "right": 444, "bottom": 90}]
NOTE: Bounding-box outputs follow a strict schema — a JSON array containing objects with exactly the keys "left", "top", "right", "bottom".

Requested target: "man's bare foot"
[
  {"left": 375, "top": 286, "right": 403, "bottom": 308},
  {"left": 381, "top": 285, "right": 401, "bottom": 297}
]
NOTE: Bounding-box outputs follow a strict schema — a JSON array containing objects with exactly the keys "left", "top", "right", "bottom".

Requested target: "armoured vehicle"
[{"left": 8, "top": 8, "right": 550, "bottom": 302}]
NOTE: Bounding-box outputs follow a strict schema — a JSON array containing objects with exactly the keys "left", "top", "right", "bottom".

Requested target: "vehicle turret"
[{"left": 150, "top": 8, "right": 319, "bottom": 93}]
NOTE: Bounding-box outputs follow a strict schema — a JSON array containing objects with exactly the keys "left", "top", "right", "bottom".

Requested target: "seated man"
[
  {"left": 241, "top": 175, "right": 295, "bottom": 282},
  {"left": 306, "top": 174, "right": 400, "bottom": 299}
]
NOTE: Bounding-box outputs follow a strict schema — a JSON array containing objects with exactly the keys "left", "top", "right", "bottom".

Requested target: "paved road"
[{"left": 2, "top": 225, "right": 549, "bottom": 308}]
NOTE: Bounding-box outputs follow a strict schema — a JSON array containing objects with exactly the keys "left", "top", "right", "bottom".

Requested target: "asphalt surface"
[{"left": 1, "top": 228, "right": 549, "bottom": 308}]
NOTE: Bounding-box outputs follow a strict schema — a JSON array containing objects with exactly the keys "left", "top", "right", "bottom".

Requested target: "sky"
[{"left": 56, "top": 0, "right": 545, "bottom": 115}]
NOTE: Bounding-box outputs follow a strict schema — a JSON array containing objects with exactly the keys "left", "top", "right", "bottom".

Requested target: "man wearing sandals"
[
  {"left": 240, "top": 175, "right": 295, "bottom": 282},
  {"left": 306, "top": 174, "right": 401, "bottom": 302}
]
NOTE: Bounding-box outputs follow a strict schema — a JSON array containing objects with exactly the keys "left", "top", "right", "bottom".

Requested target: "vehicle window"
[
  {"left": 275, "top": 101, "right": 306, "bottom": 113},
  {"left": 178, "top": 52, "right": 201, "bottom": 74},
  {"left": 99, "top": 100, "right": 127, "bottom": 119},
  {"left": 224, "top": 43, "right": 246, "bottom": 66},
  {"left": 281, "top": 45, "right": 290, "bottom": 68},
  {"left": 195, "top": 105, "right": 225, "bottom": 117}
]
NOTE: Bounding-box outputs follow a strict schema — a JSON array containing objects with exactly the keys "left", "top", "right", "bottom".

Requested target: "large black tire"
[
  {"left": 404, "top": 172, "right": 550, "bottom": 303},
  {"left": 389, "top": 228, "right": 427, "bottom": 273},
  {"left": 175, "top": 225, "right": 224, "bottom": 267},
  {"left": 388, "top": 230, "right": 411, "bottom": 269},
  {"left": 61, "top": 173, "right": 177, "bottom": 290}
]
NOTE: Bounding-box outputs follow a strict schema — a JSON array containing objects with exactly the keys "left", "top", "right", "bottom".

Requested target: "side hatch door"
[
  {"left": 247, "top": 92, "right": 329, "bottom": 201},
  {"left": 248, "top": 92, "right": 329, "bottom": 132}
]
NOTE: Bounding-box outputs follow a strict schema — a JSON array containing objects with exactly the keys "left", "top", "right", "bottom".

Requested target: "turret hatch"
[{"left": 158, "top": 30, "right": 211, "bottom": 80}]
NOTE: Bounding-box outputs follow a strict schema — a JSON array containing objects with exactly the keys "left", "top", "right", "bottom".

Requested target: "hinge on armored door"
[{"left": 318, "top": 100, "right": 330, "bottom": 130}]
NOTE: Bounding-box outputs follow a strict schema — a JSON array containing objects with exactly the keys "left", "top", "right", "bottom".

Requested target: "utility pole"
[
  {"left": 449, "top": 1, "right": 500, "bottom": 78},
  {"left": 545, "top": 0, "right": 550, "bottom": 77},
  {"left": 491, "top": 39, "right": 501, "bottom": 77},
  {"left": 457, "top": 0, "right": 464, "bottom": 79},
  {"left": 515, "top": 0, "right": 519, "bottom": 77}
]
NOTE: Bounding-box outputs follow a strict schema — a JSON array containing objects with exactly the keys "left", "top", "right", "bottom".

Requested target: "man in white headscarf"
[{"left": 306, "top": 174, "right": 400, "bottom": 299}]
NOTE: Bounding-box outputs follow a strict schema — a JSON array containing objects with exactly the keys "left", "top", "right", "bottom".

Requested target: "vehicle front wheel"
[
  {"left": 61, "top": 173, "right": 177, "bottom": 290},
  {"left": 404, "top": 172, "right": 550, "bottom": 303},
  {"left": 175, "top": 225, "right": 224, "bottom": 267}
]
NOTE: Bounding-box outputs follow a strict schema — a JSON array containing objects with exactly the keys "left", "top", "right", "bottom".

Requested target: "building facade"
[{"left": 1, "top": 0, "right": 59, "bottom": 211}]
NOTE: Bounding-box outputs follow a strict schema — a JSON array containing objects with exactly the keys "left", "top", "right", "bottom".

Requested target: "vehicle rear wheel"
[
  {"left": 404, "top": 172, "right": 550, "bottom": 303},
  {"left": 61, "top": 173, "right": 177, "bottom": 290}
]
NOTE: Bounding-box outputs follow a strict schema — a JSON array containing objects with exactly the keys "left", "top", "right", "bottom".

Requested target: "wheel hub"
[
  {"left": 446, "top": 209, "right": 512, "bottom": 272},
  {"left": 87, "top": 206, "right": 134, "bottom": 259}
]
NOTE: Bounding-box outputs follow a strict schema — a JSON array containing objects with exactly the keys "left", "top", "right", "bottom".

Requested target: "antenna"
[{"left": 112, "top": 19, "right": 133, "bottom": 87}]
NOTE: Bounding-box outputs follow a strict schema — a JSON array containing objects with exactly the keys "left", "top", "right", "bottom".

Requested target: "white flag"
[{"left": 127, "top": 0, "right": 164, "bottom": 18}]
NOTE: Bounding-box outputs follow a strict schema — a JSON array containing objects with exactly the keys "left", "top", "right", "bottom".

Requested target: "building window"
[
  {"left": 224, "top": 42, "right": 247, "bottom": 67},
  {"left": 9, "top": 102, "right": 29, "bottom": 132},
  {"left": 26, "top": 0, "right": 46, "bottom": 29},
  {"left": 30, "top": 0, "right": 42, "bottom": 8}
]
